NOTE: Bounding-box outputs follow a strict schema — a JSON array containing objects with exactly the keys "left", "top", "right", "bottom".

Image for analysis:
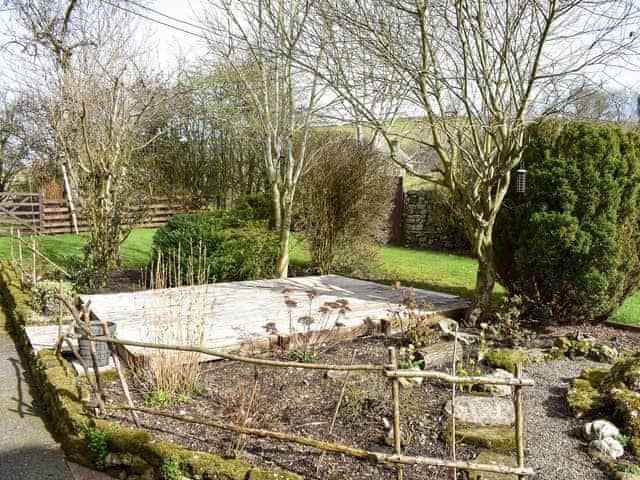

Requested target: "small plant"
[
  {"left": 292, "top": 348, "right": 316, "bottom": 363},
  {"left": 618, "top": 463, "right": 640, "bottom": 474},
  {"left": 176, "top": 392, "right": 191, "bottom": 404},
  {"left": 78, "top": 423, "right": 114, "bottom": 471},
  {"left": 144, "top": 390, "right": 170, "bottom": 407},
  {"left": 398, "top": 344, "right": 423, "bottom": 369},
  {"left": 160, "top": 455, "right": 182, "bottom": 480},
  {"left": 615, "top": 433, "right": 630, "bottom": 447},
  {"left": 278, "top": 380, "right": 288, "bottom": 391},
  {"left": 456, "top": 359, "right": 483, "bottom": 392},
  {"left": 28, "top": 279, "right": 75, "bottom": 315}
]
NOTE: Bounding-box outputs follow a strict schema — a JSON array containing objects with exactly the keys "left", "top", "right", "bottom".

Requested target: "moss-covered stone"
[
  {"left": 630, "top": 437, "right": 640, "bottom": 457},
  {"left": 444, "top": 421, "right": 516, "bottom": 452},
  {"left": 610, "top": 388, "right": 640, "bottom": 438},
  {"left": 484, "top": 349, "right": 530, "bottom": 374},
  {"left": 603, "top": 359, "right": 640, "bottom": 392},
  {"left": 467, "top": 451, "right": 518, "bottom": 480},
  {"left": 580, "top": 367, "right": 611, "bottom": 387},
  {"left": 567, "top": 379, "right": 606, "bottom": 418},
  {"left": 454, "top": 425, "right": 516, "bottom": 451}
]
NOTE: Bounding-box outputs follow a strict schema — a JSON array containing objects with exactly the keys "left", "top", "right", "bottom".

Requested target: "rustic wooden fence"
[
  {"left": 0, "top": 192, "right": 184, "bottom": 235},
  {"left": 56, "top": 297, "right": 535, "bottom": 480}
]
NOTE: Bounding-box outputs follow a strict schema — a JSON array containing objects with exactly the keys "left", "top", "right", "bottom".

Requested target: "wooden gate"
[{"left": 0, "top": 192, "right": 41, "bottom": 234}]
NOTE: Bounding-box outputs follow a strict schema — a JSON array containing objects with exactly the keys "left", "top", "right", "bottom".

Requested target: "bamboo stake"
[
  {"left": 385, "top": 370, "right": 535, "bottom": 386},
  {"left": 80, "top": 303, "right": 106, "bottom": 413},
  {"left": 388, "top": 347, "right": 403, "bottom": 480},
  {"left": 316, "top": 350, "right": 357, "bottom": 474},
  {"left": 31, "top": 236, "right": 36, "bottom": 285},
  {"left": 515, "top": 362, "right": 526, "bottom": 480},
  {"left": 17, "top": 229, "right": 23, "bottom": 276},
  {"left": 106, "top": 404, "right": 535, "bottom": 476},
  {"left": 451, "top": 324, "right": 459, "bottom": 480},
  {"left": 233, "top": 364, "right": 259, "bottom": 454},
  {"left": 97, "top": 318, "right": 140, "bottom": 428},
  {"left": 12, "top": 233, "right": 71, "bottom": 277},
  {"left": 55, "top": 280, "right": 64, "bottom": 355}
]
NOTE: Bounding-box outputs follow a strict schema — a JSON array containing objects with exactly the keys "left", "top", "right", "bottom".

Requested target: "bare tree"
[
  {"left": 0, "top": 95, "right": 35, "bottom": 192},
  {"left": 9, "top": 0, "right": 166, "bottom": 280},
  {"left": 203, "top": 0, "right": 326, "bottom": 278},
  {"left": 298, "top": 0, "right": 640, "bottom": 322}
]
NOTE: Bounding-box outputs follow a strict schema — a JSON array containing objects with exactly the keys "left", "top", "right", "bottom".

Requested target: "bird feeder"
[{"left": 516, "top": 166, "right": 527, "bottom": 193}]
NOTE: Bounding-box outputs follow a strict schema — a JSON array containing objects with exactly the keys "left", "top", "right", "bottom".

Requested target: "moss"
[
  {"left": 631, "top": 437, "right": 640, "bottom": 457},
  {"left": 484, "top": 348, "right": 530, "bottom": 374},
  {"left": 604, "top": 359, "right": 640, "bottom": 392},
  {"left": 579, "top": 367, "right": 610, "bottom": 387},
  {"left": 610, "top": 389, "right": 640, "bottom": 437},
  {"left": 567, "top": 378, "right": 605, "bottom": 418},
  {"left": 453, "top": 425, "right": 516, "bottom": 451},
  {"left": 467, "top": 451, "right": 518, "bottom": 480}
]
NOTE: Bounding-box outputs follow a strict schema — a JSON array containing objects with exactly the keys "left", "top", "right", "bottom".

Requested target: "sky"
[{"left": 0, "top": 1, "right": 638, "bottom": 103}]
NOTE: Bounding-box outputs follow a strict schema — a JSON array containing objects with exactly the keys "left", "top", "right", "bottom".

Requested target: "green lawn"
[
  {"left": 610, "top": 290, "right": 640, "bottom": 326},
  {"left": 3, "top": 228, "right": 638, "bottom": 326},
  {"left": 0, "top": 228, "right": 157, "bottom": 270}
]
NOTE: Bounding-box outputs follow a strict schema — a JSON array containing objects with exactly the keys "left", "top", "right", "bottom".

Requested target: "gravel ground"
[{"left": 524, "top": 359, "right": 608, "bottom": 480}]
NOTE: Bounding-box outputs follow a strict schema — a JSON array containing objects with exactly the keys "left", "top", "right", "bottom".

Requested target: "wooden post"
[
  {"left": 388, "top": 347, "right": 403, "bottom": 480},
  {"left": 451, "top": 324, "right": 459, "bottom": 480},
  {"left": 514, "top": 363, "right": 525, "bottom": 480},
  {"left": 38, "top": 192, "right": 45, "bottom": 234}
]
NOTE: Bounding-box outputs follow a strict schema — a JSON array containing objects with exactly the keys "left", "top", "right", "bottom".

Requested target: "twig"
[
  {"left": 451, "top": 324, "right": 459, "bottom": 480},
  {"left": 389, "top": 347, "right": 403, "bottom": 480},
  {"left": 316, "top": 350, "right": 357, "bottom": 474}
]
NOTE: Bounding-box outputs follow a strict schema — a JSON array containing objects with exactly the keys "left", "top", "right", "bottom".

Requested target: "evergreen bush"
[{"left": 494, "top": 121, "right": 640, "bottom": 323}]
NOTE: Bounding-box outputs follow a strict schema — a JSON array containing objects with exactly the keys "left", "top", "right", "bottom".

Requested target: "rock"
[
  {"left": 397, "top": 367, "right": 424, "bottom": 388},
  {"left": 567, "top": 378, "right": 605, "bottom": 418},
  {"left": 615, "top": 473, "right": 640, "bottom": 480},
  {"left": 417, "top": 342, "right": 462, "bottom": 369},
  {"left": 583, "top": 419, "right": 620, "bottom": 441},
  {"left": 326, "top": 370, "right": 349, "bottom": 381},
  {"left": 526, "top": 348, "right": 548, "bottom": 364},
  {"left": 445, "top": 395, "right": 515, "bottom": 426},
  {"left": 484, "top": 349, "right": 530, "bottom": 374},
  {"left": 482, "top": 369, "right": 514, "bottom": 397},
  {"left": 589, "top": 437, "right": 624, "bottom": 460},
  {"left": 604, "top": 358, "right": 640, "bottom": 392},
  {"left": 552, "top": 333, "right": 596, "bottom": 360},
  {"left": 447, "top": 424, "right": 516, "bottom": 451},
  {"left": 467, "top": 451, "right": 518, "bottom": 480},
  {"left": 382, "top": 418, "right": 410, "bottom": 447},
  {"left": 591, "top": 344, "right": 620, "bottom": 364}
]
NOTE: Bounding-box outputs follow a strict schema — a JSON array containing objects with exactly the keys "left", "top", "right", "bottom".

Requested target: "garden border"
[{"left": 0, "top": 261, "right": 300, "bottom": 480}]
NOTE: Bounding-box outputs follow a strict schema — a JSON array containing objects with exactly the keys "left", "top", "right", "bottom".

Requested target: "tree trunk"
[{"left": 467, "top": 228, "right": 496, "bottom": 325}]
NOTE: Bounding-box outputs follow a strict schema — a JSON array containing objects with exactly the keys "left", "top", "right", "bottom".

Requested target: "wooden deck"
[{"left": 25, "top": 275, "right": 468, "bottom": 366}]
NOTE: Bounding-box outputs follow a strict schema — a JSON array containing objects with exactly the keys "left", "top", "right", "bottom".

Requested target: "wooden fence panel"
[{"left": 0, "top": 193, "right": 186, "bottom": 235}]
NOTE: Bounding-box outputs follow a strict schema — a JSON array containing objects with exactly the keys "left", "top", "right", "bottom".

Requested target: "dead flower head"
[
  {"left": 263, "top": 321, "right": 277, "bottom": 333},
  {"left": 297, "top": 315, "right": 315, "bottom": 327},
  {"left": 305, "top": 288, "right": 318, "bottom": 299},
  {"left": 284, "top": 297, "right": 298, "bottom": 308}
]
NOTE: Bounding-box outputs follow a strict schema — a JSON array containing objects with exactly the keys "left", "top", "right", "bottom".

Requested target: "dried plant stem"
[
  {"left": 98, "top": 318, "right": 140, "bottom": 428},
  {"left": 316, "top": 350, "right": 358, "bottom": 474},
  {"left": 234, "top": 365, "right": 259, "bottom": 454}
]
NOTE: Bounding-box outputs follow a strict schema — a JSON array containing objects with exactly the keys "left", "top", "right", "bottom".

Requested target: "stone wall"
[{"left": 404, "top": 189, "right": 470, "bottom": 252}]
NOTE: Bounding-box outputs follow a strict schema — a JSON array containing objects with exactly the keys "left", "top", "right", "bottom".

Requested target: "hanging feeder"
[{"left": 516, "top": 163, "right": 528, "bottom": 193}]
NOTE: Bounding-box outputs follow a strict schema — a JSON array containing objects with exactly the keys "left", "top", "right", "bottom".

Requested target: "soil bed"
[{"left": 104, "top": 335, "right": 475, "bottom": 480}]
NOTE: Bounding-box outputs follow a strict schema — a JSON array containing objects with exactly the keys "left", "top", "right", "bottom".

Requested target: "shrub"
[
  {"left": 494, "top": 121, "right": 640, "bottom": 323},
  {"left": 151, "top": 211, "right": 279, "bottom": 285},
  {"left": 296, "top": 134, "right": 394, "bottom": 274},
  {"left": 28, "top": 280, "right": 75, "bottom": 315},
  {"left": 225, "top": 193, "right": 274, "bottom": 227}
]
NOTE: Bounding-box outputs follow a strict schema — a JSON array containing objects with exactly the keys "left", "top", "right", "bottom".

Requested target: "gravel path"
[{"left": 524, "top": 359, "right": 608, "bottom": 480}]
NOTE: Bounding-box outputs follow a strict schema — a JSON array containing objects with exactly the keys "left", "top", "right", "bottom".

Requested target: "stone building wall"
[{"left": 403, "top": 189, "right": 470, "bottom": 252}]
